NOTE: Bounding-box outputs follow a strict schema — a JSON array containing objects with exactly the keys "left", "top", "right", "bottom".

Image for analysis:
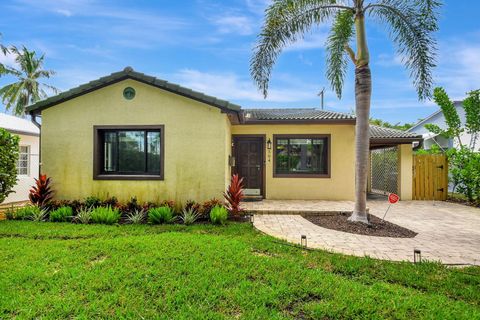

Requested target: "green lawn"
[{"left": 1, "top": 221, "right": 479, "bottom": 319}]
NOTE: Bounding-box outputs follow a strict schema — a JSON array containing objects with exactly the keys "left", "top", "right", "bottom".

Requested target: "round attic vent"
[{"left": 123, "top": 87, "right": 136, "bottom": 100}]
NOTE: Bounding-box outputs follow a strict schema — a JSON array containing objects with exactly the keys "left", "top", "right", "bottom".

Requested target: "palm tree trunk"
[
  {"left": 349, "top": 65, "right": 371, "bottom": 224},
  {"left": 349, "top": 10, "right": 371, "bottom": 224}
]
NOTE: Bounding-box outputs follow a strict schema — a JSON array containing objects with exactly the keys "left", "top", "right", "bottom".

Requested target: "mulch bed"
[{"left": 302, "top": 212, "right": 417, "bottom": 238}]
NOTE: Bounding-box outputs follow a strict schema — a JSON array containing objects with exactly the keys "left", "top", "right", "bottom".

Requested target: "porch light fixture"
[
  {"left": 414, "top": 249, "right": 421, "bottom": 264},
  {"left": 301, "top": 235, "right": 307, "bottom": 248},
  {"left": 267, "top": 138, "right": 272, "bottom": 150}
]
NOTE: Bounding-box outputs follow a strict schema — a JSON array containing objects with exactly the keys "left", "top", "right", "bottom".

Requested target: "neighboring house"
[
  {"left": 25, "top": 67, "right": 421, "bottom": 203},
  {"left": 0, "top": 113, "right": 40, "bottom": 204},
  {"left": 407, "top": 101, "right": 479, "bottom": 151}
]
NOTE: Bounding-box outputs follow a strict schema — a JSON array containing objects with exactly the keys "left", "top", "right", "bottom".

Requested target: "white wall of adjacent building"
[
  {"left": 3, "top": 133, "right": 40, "bottom": 204},
  {"left": 1, "top": 113, "right": 40, "bottom": 205}
]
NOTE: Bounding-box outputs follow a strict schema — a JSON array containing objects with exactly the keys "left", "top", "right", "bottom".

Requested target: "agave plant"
[
  {"left": 29, "top": 174, "right": 54, "bottom": 208},
  {"left": 30, "top": 207, "right": 49, "bottom": 222},
  {"left": 126, "top": 209, "right": 146, "bottom": 224},
  {"left": 179, "top": 208, "right": 199, "bottom": 226},
  {"left": 75, "top": 206, "right": 93, "bottom": 224},
  {"left": 224, "top": 174, "right": 244, "bottom": 217}
]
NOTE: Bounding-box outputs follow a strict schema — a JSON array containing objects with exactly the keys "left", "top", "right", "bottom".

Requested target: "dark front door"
[{"left": 233, "top": 137, "right": 264, "bottom": 196}]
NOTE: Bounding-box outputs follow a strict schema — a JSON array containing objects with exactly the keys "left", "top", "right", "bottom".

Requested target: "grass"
[{"left": 0, "top": 221, "right": 479, "bottom": 319}]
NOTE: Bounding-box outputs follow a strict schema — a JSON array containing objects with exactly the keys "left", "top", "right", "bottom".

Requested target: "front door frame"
[{"left": 232, "top": 134, "right": 266, "bottom": 198}]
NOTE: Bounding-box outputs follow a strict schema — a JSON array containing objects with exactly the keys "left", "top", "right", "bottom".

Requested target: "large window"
[
  {"left": 17, "top": 145, "right": 30, "bottom": 176},
  {"left": 94, "top": 126, "right": 164, "bottom": 180},
  {"left": 274, "top": 135, "right": 330, "bottom": 177}
]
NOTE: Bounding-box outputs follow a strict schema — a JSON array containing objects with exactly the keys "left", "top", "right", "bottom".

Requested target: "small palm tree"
[
  {"left": 251, "top": 0, "right": 439, "bottom": 223},
  {"left": 0, "top": 46, "right": 58, "bottom": 116}
]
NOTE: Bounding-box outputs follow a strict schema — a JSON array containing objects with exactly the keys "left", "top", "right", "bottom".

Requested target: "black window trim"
[
  {"left": 93, "top": 125, "right": 165, "bottom": 180},
  {"left": 273, "top": 134, "right": 331, "bottom": 178}
]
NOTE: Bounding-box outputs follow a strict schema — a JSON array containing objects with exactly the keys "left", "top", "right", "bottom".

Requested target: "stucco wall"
[
  {"left": 41, "top": 79, "right": 231, "bottom": 203},
  {"left": 398, "top": 144, "right": 413, "bottom": 200},
  {"left": 4, "top": 134, "right": 40, "bottom": 204},
  {"left": 231, "top": 124, "right": 356, "bottom": 200}
]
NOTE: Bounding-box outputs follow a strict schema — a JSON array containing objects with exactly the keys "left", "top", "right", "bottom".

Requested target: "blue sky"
[{"left": 0, "top": 0, "right": 479, "bottom": 124}]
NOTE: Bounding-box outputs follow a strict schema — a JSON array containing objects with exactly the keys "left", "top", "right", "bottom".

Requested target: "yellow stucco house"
[{"left": 26, "top": 67, "right": 422, "bottom": 203}]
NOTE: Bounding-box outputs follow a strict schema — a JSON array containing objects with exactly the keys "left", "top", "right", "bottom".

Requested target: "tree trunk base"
[{"left": 348, "top": 212, "right": 370, "bottom": 224}]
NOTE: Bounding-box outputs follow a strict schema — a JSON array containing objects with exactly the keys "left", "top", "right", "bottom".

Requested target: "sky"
[{"left": 0, "top": 0, "right": 479, "bottom": 124}]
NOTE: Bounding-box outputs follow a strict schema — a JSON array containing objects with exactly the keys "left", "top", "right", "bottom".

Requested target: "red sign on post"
[{"left": 388, "top": 193, "right": 399, "bottom": 204}]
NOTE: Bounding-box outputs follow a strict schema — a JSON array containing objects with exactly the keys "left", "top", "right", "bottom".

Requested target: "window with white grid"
[{"left": 17, "top": 145, "right": 30, "bottom": 176}]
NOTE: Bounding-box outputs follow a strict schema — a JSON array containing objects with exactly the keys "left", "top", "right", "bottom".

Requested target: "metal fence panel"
[{"left": 370, "top": 146, "right": 398, "bottom": 195}]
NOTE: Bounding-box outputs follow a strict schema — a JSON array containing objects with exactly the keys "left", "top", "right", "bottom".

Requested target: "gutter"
[{"left": 29, "top": 112, "right": 42, "bottom": 179}]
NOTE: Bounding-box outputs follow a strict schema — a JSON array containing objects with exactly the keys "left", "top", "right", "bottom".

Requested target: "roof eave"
[
  {"left": 241, "top": 119, "right": 356, "bottom": 125},
  {"left": 25, "top": 71, "right": 242, "bottom": 115}
]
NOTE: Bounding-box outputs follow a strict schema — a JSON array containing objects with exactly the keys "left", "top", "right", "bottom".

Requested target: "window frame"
[
  {"left": 17, "top": 145, "right": 30, "bottom": 176},
  {"left": 273, "top": 134, "right": 331, "bottom": 178},
  {"left": 93, "top": 125, "right": 165, "bottom": 180}
]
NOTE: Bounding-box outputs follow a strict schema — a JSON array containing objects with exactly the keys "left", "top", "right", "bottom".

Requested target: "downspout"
[
  {"left": 29, "top": 112, "right": 41, "bottom": 179},
  {"left": 413, "top": 139, "right": 424, "bottom": 151}
]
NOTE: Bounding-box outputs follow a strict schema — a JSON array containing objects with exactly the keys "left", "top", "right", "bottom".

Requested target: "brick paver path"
[{"left": 250, "top": 200, "right": 480, "bottom": 265}]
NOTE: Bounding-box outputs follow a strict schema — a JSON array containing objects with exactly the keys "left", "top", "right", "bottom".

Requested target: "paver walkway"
[{"left": 248, "top": 200, "right": 480, "bottom": 265}]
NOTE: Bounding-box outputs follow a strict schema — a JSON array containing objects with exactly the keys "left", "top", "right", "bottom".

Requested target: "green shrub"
[
  {"left": 84, "top": 196, "right": 102, "bottom": 208},
  {"left": 49, "top": 206, "right": 73, "bottom": 222},
  {"left": 148, "top": 206, "right": 175, "bottom": 224},
  {"left": 75, "top": 207, "right": 93, "bottom": 224},
  {"left": 0, "top": 128, "right": 19, "bottom": 204},
  {"left": 448, "top": 147, "right": 480, "bottom": 202},
  {"left": 91, "top": 206, "right": 121, "bottom": 225},
  {"left": 210, "top": 205, "right": 228, "bottom": 225},
  {"left": 179, "top": 208, "right": 199, "bottom": 225},
  {"left": 7, "top": 205, "right": 41, "bottom": 220},
  {"left": 126, "top": 209, "right": 145, "bottom": 224}
]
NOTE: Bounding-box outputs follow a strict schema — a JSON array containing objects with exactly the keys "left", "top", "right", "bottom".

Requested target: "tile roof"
[
  {"left": 26, "top": 67, "right": 242, "bottom": 114},
  {"left": 370, "top": 125, "right": 422, "bottom": 140},
  {"left": 243, "top": 108, "right": 355, "bottom": 121},
  {"left": 243, "top": 108, "right": 421, "bottom": 140}
]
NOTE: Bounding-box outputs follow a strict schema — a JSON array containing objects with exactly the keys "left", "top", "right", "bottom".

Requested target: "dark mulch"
[{"left": 302, "top": 212, "right": 417, "bottom": 238}]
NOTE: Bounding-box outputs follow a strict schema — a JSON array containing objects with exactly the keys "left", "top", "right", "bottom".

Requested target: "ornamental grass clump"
[
  {"left": 49, "top": 206, "right": 73, "bottom": 222},
  {"left": 91, "top": 206, "right": 121, "bottom": 225},
  {"left": 148, "top": 206, "right": 175, "bottom": 224},
  {"left": 210, "top": 205, "right": 228, "bottom": 225}
]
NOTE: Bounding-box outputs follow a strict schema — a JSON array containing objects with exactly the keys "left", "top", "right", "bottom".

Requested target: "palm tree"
[
  {"left": 0, "top": 33, "right": 10, "bottom": 75},
  {"left": 251, "top": 0, "right": 439, "bottom": 223},
  {"left": 0, "top": 46, "right": 58, "bottom": 116}
]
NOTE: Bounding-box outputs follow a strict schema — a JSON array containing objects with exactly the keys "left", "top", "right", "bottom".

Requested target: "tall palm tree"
[
  {"left": 0, "top": 46, "right": 58, "bottom": 116},
  {"left": 251, "top": 0, "right": 439, "bottom": 223}
]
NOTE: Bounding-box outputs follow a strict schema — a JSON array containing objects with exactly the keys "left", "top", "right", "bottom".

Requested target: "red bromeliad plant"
[
  {"left": 224, "top": 174, "right": 244, "bottom": 217},
  {"left": 29, "top": 174, "right": 54, "bottom": 207}
]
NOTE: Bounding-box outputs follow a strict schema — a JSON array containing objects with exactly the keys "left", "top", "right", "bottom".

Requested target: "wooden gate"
[{"left": 413, "top": 154, "right": 448, "bottom": 200}]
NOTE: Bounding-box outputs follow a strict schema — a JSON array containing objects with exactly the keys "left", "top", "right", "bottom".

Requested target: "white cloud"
[
  {"left": 55, "top": 9, "right": 73, "bottom": 17},
  {"left": 245, "top": 0, "right": 271, "bottom": 15},
  {"left": 284, "top": 31, "right": 328, "bottom": 51},
  {"left": 171, "top": 69, "right": 318, "bottom": 103},
  {"left": 376, "top": 53, "right": 403, "bottom": 67},
  {"left": 212, "top": 15, "right": 255, "bottom": 36},
  {"left": 0, "top": 51, "right": 18, "bottom": 68},
  {"left": 435, "top": 42, "right": 480, "bottom": 100}
]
